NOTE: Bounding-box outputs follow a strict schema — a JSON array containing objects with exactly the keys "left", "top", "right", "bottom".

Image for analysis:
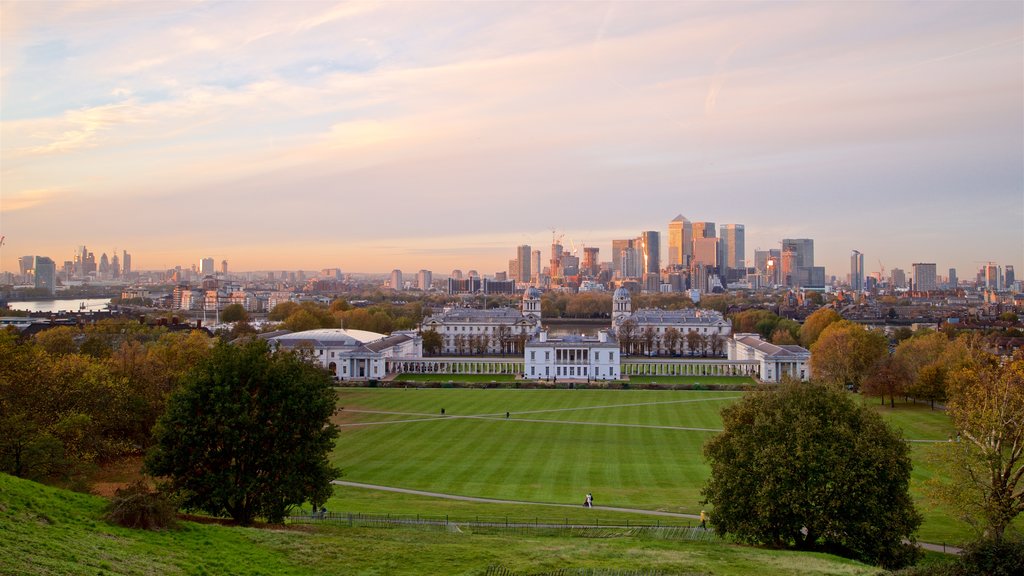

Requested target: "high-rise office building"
[
  {"left": 417, "top": 269, "right": 433, "bottom": 290},
  {"left": 111, "top": 253, "right": 120, "bottom": 278},
  {"left": 390, "top": 269, "right": 404, "bottom": 290},
  {"left": 221, "top": 260, "right": 228, "bottom": 275},
  {"left": 531, "top": 250, "right": 541, "bottom": 282},
  {"left": 692, "top": 237, "right": 719, "bottom": 269},
  {"left": 754, "top": 249, "right": 781, "bottom": 286},
  {"left": 913, "top": 263, "right": 937, "bottom": 292},
  {"left": 34, "top": 256, "right": 56, "bottom": 295},
  {"left": 718, "top": 224, "right": 745, "bottom": 276},
  {"left": 451, "top": 269, "right": 463, "bottom": 280},
  {"left": 122, "top": 251, "right": 132, "bottom": 275},
  {"left": 1005, "top": 265, "right": 1015, "bottom": 288},
  {"left": 668, "top": 215, "right": 692, "bottom": 268},
  {"left": 692, "top": 222, "right": 716, "bottom": 240},
  {"left": 550, "top": 241, "right": 564, "bottom": 279},
  {"left": 639, "top": 231, "right": 660, "bottom": 274},
  {"left": 891, "top": 268, "right": 906, "bottom": 289},
  {"left": 781, "top": 239, "right": 814, "bottom": 269},
  {"left": 99, "top": 253, "right": 110, "bottom": 276},
  {"left": 18, "top": 255, "right": 33, "bottom": 278},
  {"left": 200, "top": 257, "right": 215, "bottom": 276},
  {"left": 983, "top": 264, "right": 1001, "bottom": 290},
  {"left": 516, "top": 244, "right": 532, "bottom": 284},
  {"left": 582, "top": 247, "right": 600, "bottom": 277},
  {"left": 612, "top": 239, "right": 638, "bottom": 279},
  {"left": 947, "top": 268, "right": 957, "bottom": 290},
  {"left": 850, "top": 250, "right": 864, "bottom": 292}
]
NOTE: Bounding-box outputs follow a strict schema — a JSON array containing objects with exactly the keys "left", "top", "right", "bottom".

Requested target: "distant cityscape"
[{"left": 4, "top": 211, "right": 1018, "bottom": 308}]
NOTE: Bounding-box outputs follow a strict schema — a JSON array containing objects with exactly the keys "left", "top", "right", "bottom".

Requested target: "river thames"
[{"left": 5, "top": 298, "right": 112, "bottom": 314}]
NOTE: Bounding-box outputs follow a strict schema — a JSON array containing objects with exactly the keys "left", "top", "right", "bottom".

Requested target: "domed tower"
[
  {"left": 522, "top": 286, "right": 542, "bottom": 319},
  {"left": 612, "top": 286, "right": 632, "bottom": 327}
]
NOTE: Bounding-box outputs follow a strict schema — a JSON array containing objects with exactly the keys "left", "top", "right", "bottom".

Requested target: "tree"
[
  {"left": 685, "top": 329, "right": 703, "bottom": 357},
  {"left": 421, "top": 329, "right": 442, "bottom": 356},
  {"left": 663, "top": 327, "right": 681, "bottom": 357},
  {"left": 861, "top": 355, "right": 909, "bottom": 408},
  {"left": 809, "top": 321, "right": 887, "bottom": 390},
  {"left": 799, "top": 308, "right": 842, "bottom": 348},
  {"left": 146, "top": 339, "right": 340, "bottom": 525},
  {"left": 708, "top": 333, "right": 725, "bottom": 357},
  {"left": 930, "top": 350, "right": 1024, "bottom": 541},
  {"left": 618, "top": 319, "right": 638, "bottom": 356},
  {"left": 641, "top": 326, "right": 657, "bottom": 356},
  {"left": 220, "top": 303, "right": 249, "bottom": 323},
  {"left": 34, "top": 326, "right": 79, "bottom": 355},
  {"left": 703, "top": 381, "right": 921, "bottom": 568}
]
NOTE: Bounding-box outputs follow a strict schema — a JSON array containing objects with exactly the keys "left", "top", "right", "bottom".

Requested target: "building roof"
[
  {"left": 364, "top": 333, "right": 414, "bottom": 352},
  {"left": 267, "top": 328, "right": 386, "bottom": 348},
  {"left": 629, "top": 308, "right": 727, "bottom": 325},
  {"left": 734, "top": 334, "right": 810, "bottom": 358},
  {"left": 526, "top": 332, "right": 619, "bottom": 348},
  {"left": 423, "top": 307, "right": 532, "bottom": 324}
]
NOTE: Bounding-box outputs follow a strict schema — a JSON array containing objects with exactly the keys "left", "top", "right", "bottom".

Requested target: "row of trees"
[{"left": 267, "top": 300, "right": 425, "bottom": 334}]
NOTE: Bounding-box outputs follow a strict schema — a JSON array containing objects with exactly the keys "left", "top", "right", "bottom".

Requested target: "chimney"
[{"left": 539, "top": 331, "right": 548, "bottom": 343}]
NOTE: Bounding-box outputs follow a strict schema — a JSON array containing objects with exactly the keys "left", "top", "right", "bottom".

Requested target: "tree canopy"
[
  {"left": 146, "top": 339, "right": 339, "bottom": 525},
  {"left": 702, "top": 380, "right": 921, "bottom": 568},
  {"left": 798, "top": 308, "right": 842, "bottom": 348}
]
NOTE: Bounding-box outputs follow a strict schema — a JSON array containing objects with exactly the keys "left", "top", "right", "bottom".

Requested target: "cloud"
[{"left": 0, "top": 187, "right": 64, "bottom": 212}]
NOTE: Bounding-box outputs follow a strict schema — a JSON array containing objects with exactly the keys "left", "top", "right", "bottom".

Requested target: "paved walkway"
[{"left": 331, "top": 480, "right": 962, "bottom": 554}]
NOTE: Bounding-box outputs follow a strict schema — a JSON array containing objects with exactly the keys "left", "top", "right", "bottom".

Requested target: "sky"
[{"left": 1, "top": 1, "right": 1022, "bottom": 278}]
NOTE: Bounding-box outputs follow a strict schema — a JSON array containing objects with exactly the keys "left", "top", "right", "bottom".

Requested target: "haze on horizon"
[{"left": 1, "top": 1, "right": 1022, "bottom": 277}]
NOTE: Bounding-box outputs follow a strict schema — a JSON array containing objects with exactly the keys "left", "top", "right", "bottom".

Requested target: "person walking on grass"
[{"left": 700, "top": 509, "right": 707, "bottom": 529}]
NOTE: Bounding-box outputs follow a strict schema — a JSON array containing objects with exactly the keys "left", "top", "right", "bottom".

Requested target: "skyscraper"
[
  {"left": 1005, "top": 265, "right": 1015, "bottom": 288},
  {"left": 417, "top": 269, "right": 433, "bottom": 290},
  {"left": 122, "top": 250, "right": 131, "bottom": 275},
  {"left": 913, "top": 263, "right": 937, "bottom": 292},
  {"left": 390, "top": 269, "right": 404, "bottom": 290},
  {"left": 948, "top": 268, "right": 958, "bottom": 290},
  {"left": 781, "top": 239, "right": 814, "bottom": 269},
  {"left": 200, "top": 257, "right": 215, "bottom": 276},
  {"left": 718, "top": 224, "right": 745, "bottom": 277},
  {"left": 516, "top": 244, "right": 532, "bottom": 284},
  {"left": 891, "top": 268, "right": 907, "bottom": 289},
  {"left": 668, "top": 215, "right": 692, "bottom": 268},
  {"left": 639, "top": 231, "right": 660, "bottom": 274},
  {"left": 221, "top": 260, "right": 228, "bottom": 275},
  {"left": 850, "top": 250, "right": 864, "bottom": 292},
  {"left": 612, "top": 239, "right": 638, "bottom": 278},
  {"left": 582, "top": 247, "right": 600, "bottom": 277},
  {"left": 692, "top": 237, "right": 719, "bottom": 269},
  {"left": 531, "top": 250, "right": 541, "bottom": 282},
  {"left": 34, "top": 256, "right": 56, "bottom": 295}
]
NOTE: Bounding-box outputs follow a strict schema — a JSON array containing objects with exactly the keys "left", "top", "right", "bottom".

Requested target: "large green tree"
[
  {"left": 930, "top": 350, "right": 1024, "bottom": 541},
  {"left": 146, "top": 339, "right": 340, "bottom": 525},
  {"left": 809, "top": 320, "right": 887, "bottom": 390},
  {"left": 702, "top": 381, "right": 921, "bottom": 568}
]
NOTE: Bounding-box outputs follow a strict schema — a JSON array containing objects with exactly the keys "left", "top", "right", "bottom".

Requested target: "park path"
[{"left": 330, "top": 480, "right": 962, "bottom": 554}]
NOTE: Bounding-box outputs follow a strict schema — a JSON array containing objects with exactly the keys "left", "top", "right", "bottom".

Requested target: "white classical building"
[
  {"left": 420, "top": 288, "right": 543, "bottom": 355},
  {"left": 611, "top": 287, "right": 732, "bottom": 356},
  {"left": 265, "top": 328, "right": 422, "bottom": 381},
  {"left": 524, "top": 330, "right": 621, "bottom": 381},
  {"left": 726, "top": 333, "right": 810, "bottom": 383}
]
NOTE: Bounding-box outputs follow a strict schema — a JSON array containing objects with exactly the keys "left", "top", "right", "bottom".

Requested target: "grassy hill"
[{"left": 0, "top": 473, "right": 886, "bottom": 576}]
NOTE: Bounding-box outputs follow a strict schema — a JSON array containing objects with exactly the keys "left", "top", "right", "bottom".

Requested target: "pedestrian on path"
[{"left": 700, "top": 510, "right": 707, "bottom": 529}]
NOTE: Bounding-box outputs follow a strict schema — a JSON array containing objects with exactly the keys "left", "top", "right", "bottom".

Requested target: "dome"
[
  {"left": 268, "top": 328, "right": 386, "bottom": 348},
  {"left": 613, "top": 287, "right": 631, "bottom": 300},
  {"left": 523, "top": 287, "right": 542, "bottom": 300}
]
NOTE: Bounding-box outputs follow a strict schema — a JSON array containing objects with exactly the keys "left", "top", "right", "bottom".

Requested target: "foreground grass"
[{"left": 0, "top": 473, "right": 883, "bottom": 576}]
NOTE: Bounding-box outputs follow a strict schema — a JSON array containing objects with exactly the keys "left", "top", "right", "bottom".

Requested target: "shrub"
[{"left": 105, "top": 481, "right": 178, "bottom": 530}]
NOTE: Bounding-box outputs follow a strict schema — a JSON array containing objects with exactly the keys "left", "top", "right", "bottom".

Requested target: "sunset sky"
[{"left": 2, "top": 1, "right": 1021, "bottom": 278}]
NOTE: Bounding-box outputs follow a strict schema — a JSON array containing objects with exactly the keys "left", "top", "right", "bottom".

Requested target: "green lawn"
[
  {"left": 394, "top": 373, "right": 520, "bottom": 383},
  {"left": 332, "top": 387, "right": 994, "bottom": 546},
  {"left": 0, "top": 473, "right": 883, "bottom": 576}
]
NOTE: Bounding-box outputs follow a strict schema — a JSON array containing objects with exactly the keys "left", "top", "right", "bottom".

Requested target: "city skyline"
[{"left": 2, "top": 2, "right": 1021, "bottom": 276}]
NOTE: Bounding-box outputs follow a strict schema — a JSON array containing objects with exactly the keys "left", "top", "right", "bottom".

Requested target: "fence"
[{"left": 288, "top": 511, "right": 717, "bottom": 542}]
